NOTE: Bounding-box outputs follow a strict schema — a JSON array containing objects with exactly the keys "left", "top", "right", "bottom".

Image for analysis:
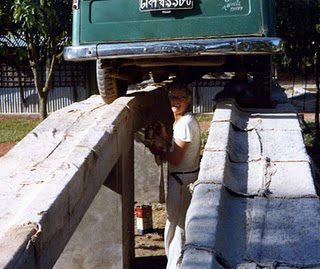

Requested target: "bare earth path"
[{"left": 0, "top": 142, "right": 16, "bottom": 157}]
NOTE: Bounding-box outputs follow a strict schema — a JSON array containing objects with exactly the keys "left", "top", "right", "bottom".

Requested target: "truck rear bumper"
[{"left": 64, "top": 37, "right": 282, "bottom": 62}]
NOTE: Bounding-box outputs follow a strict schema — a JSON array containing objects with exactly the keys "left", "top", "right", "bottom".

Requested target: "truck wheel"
[
  {"left": 252, "top": 56, "right": 272, "bottom": 100},
  {"left": 96, "top": 60, "right": 117, "bottom": 104},
  {"left": 96, "top": 60, "right": 128, "bottom": 104}
]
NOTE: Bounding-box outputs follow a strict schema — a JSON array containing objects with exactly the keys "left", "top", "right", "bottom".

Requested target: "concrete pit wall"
[
  {"left": 181, "top": 89, "right": 320, "bottom": 268},
  {"left": 0, "top": 83, "right": 172, "bottom": 269}
]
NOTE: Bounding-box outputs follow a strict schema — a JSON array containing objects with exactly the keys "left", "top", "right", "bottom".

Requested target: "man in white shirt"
[{"left": 151, "top": 81, "right": 201, "bottom": 268}]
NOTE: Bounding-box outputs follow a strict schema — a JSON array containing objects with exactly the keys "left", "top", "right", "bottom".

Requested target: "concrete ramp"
[
  {"left": 0, "top": 85, "right": 171, "bottom": 269},
  {"left": 0, "top": 95, "right": 137, "bottom": 268},
  {"left": 1, "top": 80, "right": 320, "bottom": 268},
  {"left": 182, "top": 91, "right": 320, "bottom": 268}
]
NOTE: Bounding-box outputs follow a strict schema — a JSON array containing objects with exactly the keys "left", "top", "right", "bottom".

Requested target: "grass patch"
[
  {"left": 200, "top": 130, "right": 209, "bottom": 155},
  {"left": 303, "top": 125, "right": 316, "bottom": 148},
  {"left": 196, "top": 113, "right": 212, "bottom": 155},
  {"left": 301, "top": 119, "right": 320, "bottom": 173},
  {"left": 301, "top": 120, "right": 320, "bottom": 148},
  {"left": 0, "top": 117, "right": 40, "bottom": 143}
]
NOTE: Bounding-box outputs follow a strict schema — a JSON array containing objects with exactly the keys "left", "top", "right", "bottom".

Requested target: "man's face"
[{"left": 168, "top": 89, "right": 191, "bottom": 116}]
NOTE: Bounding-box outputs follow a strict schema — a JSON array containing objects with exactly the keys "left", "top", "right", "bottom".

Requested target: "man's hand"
[
  {"left": 158, "top": 122, "right": 170, "bottom": 142},
  {"left": 149, "top": 144, "right": 164, "bottom": 156}
]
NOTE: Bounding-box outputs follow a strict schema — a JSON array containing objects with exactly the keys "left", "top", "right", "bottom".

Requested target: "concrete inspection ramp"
[
  {"left": 182, "top": 90, "right": 320, "bottom": 268},
  {"left": 0, "top": 84, "right": 171, "bottom": 269},
  {"left": 1, "top": 80, "right": 320, "bottom": 269}
]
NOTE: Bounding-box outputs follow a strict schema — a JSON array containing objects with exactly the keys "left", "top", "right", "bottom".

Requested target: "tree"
[
  {"left": 4, "top": 0, "right": 72, "bottom": 120},
  {"left": 274, "top": 0, "right": 319, "bottom": 73},
  {"left": 275, "top": 0, "right": 320, "bottom": 139}
]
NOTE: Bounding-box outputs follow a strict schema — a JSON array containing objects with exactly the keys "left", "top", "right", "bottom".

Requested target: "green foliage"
[
  {"left": 196, "top": 113, "right": 213, "bottom": 123},
  {"left": 0, "top": 0, "right": 14, "bottom": 35},
  {"left": 0, "top": 1, "right": 29, "bottom": 90},
  {"left": 200, "top": 130, "right": 209, "bottom": 156},
  {"left": 0, "top": 0, "right": 71, "bottom": 66},
  {"left": 274, "top": 0, "right": 320, "bottom": 72},
  {"left": 11, "top": 0, "right": 71, "bottom": 59},
  {"left": 0, "top": 0, "right": 72, "bottom": 119},
  {"left": 0, "top": 117, "right": 40, "bottom": 143},
  {"left": 196, "top": 114, "right": 212, "bottom": 155}
]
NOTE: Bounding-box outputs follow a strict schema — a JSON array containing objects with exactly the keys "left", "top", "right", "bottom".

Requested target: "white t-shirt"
[{"left": 169, "top": 112, "right": 201, "bottom": 173}]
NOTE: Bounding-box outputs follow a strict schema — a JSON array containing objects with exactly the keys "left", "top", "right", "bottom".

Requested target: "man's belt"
[{"left": 170, "top": 168, "right": 200, "bottom": 185}]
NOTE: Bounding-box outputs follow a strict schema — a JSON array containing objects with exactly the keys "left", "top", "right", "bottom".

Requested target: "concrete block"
[
  {"left": 228, "top": 104, "right": 256, "bottom": 131},
  {"left": 212, "top": 101, "right": 233, "bottom": 122},
  {"left": 268, "top": 161, "right": 316, "bottom": 197},
  {"left": 205, "top": 122, "right": 230, "bottom": 151},
  {"left": 186, "top": 184, "right": 221, "bottom": 250},
  {"left": 0, "top": 223, "right": 37, "bottom": 269},
  {"left": 223, "top": 159, "right": 263, "bottom": 195},
  {"left": 221, "top": 159, "right": 316, "bottom": 198},
  {"left": 198, "top": 151, "right": 227, "bottom": 183},
  {"left": 186, "top": 185, "right": 320, "bottom": 268},
  {"left": 229, "top": 105, "right": 298, "bottom": 131},
  {"left": 259, "top": 130, "right": 309, "bottom": 162},
  {"left": 252, "top": 112, "right": 301, "bottom": 131},
  {"left": 180, "top": 248, "right": 225, "bottom": 269},
  {"left": 247, "top": 198, "right": 320, "bottom": 266},
  {"left": 227, "top": 126, "right": 261, "bottom": 163},
  {"left": 186, "top": 185, "right": 247, "bottom": 266}
]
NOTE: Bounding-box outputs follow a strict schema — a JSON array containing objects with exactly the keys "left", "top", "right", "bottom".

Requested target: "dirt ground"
[
  {"left": 134, "top": 204, "right": 167, "bottom": 269},
  {"left": 135, "top": 203, "right": 166, "bottom": 257},
  {"left": 0, "top": 141, "right": 16, "bottom": 157}
]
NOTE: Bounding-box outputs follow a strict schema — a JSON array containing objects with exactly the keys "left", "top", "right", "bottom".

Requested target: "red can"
[{"left": 135, "top": 205, "right": 153, "bottom": 235}]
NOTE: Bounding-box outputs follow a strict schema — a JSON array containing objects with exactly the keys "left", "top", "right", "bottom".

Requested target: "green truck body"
[
  {"left": 75, "top": 0, "right": 273, "bottom": 44},
  {"left": 64, "top": 0, "right": 282, "bottom": 104}
]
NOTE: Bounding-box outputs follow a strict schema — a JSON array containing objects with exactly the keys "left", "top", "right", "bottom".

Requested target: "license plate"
[{"left": 139, "top": 0, "right": 193, "bottom": 12}]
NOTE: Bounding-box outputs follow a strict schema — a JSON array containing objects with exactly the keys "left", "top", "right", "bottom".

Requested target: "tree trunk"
[
  {"left": 39, "top": 92, "right": 48, "bottom": 121},
  {"left": 37, "top": 55, "right": 56, "bottom": 120},
  {"left": 30, "top": 56, "right": 53, "bottom": 121}
]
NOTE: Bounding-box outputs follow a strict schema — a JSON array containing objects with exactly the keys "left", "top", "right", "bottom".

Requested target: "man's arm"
[{"left": 165, "top": 138, "right": 189, "bottom": 166}]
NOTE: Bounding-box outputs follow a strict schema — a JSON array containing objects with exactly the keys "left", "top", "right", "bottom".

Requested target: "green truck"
[{"left": 64, "top": 0, "right": 282, "bottom": 104}]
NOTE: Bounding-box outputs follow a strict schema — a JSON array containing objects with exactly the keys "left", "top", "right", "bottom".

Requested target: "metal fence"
[
  {"left": 0, "top": 86, "right": 89, "bottom": 114},
  {"left": 0, "top": 62, "right": 90, "bottom": 114},
  {"left": 192, "top": 79, "right": 228, "bottom": 113},
  {"left": 0, "top": 62, "right": 229, "bottom": 114}
]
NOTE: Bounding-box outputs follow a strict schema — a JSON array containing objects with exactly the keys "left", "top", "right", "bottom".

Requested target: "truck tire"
[
  {"left": 96, "top": 60, "right": 118, "bottom": 104},
  {"left": 96, "top": 60, "right": 128, "bottom": 104}
]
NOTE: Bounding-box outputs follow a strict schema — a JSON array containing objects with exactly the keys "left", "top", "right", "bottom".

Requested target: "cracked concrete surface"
[{"left": 182, "top": 86, "right": 320, "bottom": 268}]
